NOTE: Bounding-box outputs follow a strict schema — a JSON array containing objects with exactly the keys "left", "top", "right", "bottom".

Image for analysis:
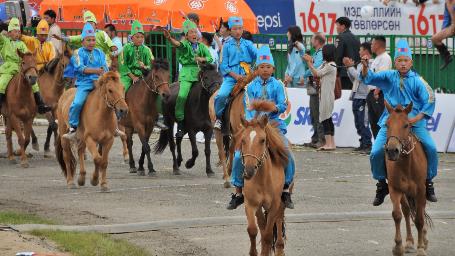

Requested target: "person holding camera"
[{"left": 284, "top": 26, "right": 306, "bottom": 88}]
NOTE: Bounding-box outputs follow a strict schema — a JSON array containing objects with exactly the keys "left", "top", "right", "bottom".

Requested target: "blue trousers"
[
  {"left": 370, "top": 126, "right": 438, "bottom": 181},
  {"left": 214, "top": 76, "right": 237, "bottom": 119},
  {"left": 231, "top": 134, "right": 295, "bottom": 188},
  {"left": 69, "top": 84, "right": 93, "bottom": 128},
  {"left": 352, "top": 99, "right": 372, "bottom": 147}
]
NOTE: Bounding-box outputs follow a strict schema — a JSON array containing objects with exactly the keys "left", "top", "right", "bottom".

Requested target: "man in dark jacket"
[{"left": 335, "top": 17, "right": 360, "bottom": 90}]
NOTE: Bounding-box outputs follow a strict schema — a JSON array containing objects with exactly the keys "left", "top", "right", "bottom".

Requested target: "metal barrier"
[{"left": 24, "top": 27, "right": 454, "bottom": 92}]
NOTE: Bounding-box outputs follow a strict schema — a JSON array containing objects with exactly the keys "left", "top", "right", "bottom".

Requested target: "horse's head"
[
  {"left": 199, "top": 63, "right": 222, "bottom": 96},
  {"left": 17, "top": 49, "right": 38, "bottom": 86},
  {"left": 384, "top": 101, "right": 413, "bottom": 161},
  {"left": 97, "top": 71, "right": 129, "bottom": 119},
  {"left": 145, "top": 59, "right": 170, "bottom": 97}
]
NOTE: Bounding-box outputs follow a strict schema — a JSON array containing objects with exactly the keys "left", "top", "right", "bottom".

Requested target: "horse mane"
[
  {"left": 152, "top": 58, "right": 169, "bottom": 71},
  {"left": 393, "top": 104, "right": 404, "bottom": 112},
  {"left": 96, "top": 71, "right": 120, "bottom": 88},
  {"left": 249, "top": 100, "right": 276, "bottom": 113}
]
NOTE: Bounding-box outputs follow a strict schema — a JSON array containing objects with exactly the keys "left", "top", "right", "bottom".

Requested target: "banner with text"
[{"left": 294, "top": 1, "right": 446, "bottom": 36}]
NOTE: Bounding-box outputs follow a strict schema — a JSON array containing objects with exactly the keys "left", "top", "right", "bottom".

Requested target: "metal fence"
[{"left": 24, "top": 27, "right": 454, "bottom": 93}]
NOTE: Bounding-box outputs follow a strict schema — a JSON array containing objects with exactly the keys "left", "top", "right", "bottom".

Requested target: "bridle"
[
  {"left": 103, "top": 86, "right": 124, "bottom": 111},
  {"left": 241, "top": 139, "right": 269, "bottom": 172},
  {"left": 140, "top": 69, "right": 169, "bottom": 94},
  {"left": 21, "top": 63, "right": 38, "bottom": 83},
  {"left": 385, "top": 133, "right": 417, "bottom": 155},
  {"left": 198, "top": 72, "right": 220, "bottom": 93}
]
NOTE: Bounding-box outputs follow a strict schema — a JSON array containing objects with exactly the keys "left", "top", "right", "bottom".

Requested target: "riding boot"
[
  {"left": 226, "top": 193, "right": 244, "bottom": 210},
  {"left": 155, "top": 114, "right": 168, "bottom": 130},
  {"left": 426, "top": 180, "right": 437, "bottom": 202},
  {"left": 372, "top": 179, "right": 389, "bottom": 206},
  {"left": 214, "top": 119, "right": 222, "bottom": 130},
  {"left": 435, "top": 43, "right": 453, "bottom": 70},
  {"left": 175, "top": 121, "right": 185, "bottom": 138},
  {"left": 281, "top": 192, "right": 294, "bottom": 209},
  {"left": 33, "top": 92, "right": 52, "bottom": 114}
]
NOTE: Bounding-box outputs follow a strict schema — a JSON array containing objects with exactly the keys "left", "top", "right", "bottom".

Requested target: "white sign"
[
  {"left": 293, "top": 0, "right": 446, "bottom": 36},
  {"left": 284, "top": 88, "right": 455, "bottom": 152}
]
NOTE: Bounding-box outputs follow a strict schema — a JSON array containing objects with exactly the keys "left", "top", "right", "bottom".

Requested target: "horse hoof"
[
  {"left": 68, "top": 183, "right": 77, "bottom": 189},
  {"left": 100, "top": 186, "right": 110, "bottom": 193},
  {"left": 137, "top": 170, "right": 145, "bottom": 176},
  {"left": 392, "top": 246, "right": 404, "bottom": 256},
  {"left": 405, "top": 245, "right": 416, "bottom": 253},
  {"left": 91, "top": 178, "right": 99, "bottom": 186},
  {"left": 43, "top": 151, "right": 53, "bottom": 158},
  {"left": 20, "top": 161, "right": 29, "bottom": 168},
  {"left": 206, "top": 170, "right": 215, "bottom": 178},
  {"left": 27, "top": 153, "right": 33, "bottom": 158},
  {"left": 416, "top": 248, "right": 427, "bottom": 256},
  {"left": 123, "top": 158, "right": 129, "bottom": 164},
  {"left": 78, "top": 176, "right": 86, "bottom": 186},
  {"left": 148, "top": 171, "right": 156, "bottom": 177},
  {"left": 129, "top": 168, "right": 137, "bottom": 173},
  {"left": 32, "top": 142, "right": 39, "bottom": 151},
  {"left": 223, "top": 181, "right": 231, "bottom": 188},
  {"left": 185, "top": 160, "right": 195, "bottom": 169},
  {"left": 173, "top": 170, "right": 181, "bottom": 175}
]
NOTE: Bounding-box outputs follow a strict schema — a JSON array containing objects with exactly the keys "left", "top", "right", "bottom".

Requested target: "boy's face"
[
  {"left": 359, "top": 47, "right": 369, "bottom": 59},
  {"left": 43, "top": 15, "right": 54, "bottom": 25},
  {"left": 186, "top": 29, "right": 198, "bottom": 43},
  {"left": 394, "top": 56, "right": 413, "bottom": 75},
  {"left": 132, "top": 33, "right": 144, "bottom": 46},
  {"left": 231, "top": 25, "right": 243, "bottom": 39},
  {"left": 257, "top": 63, "right": 274, "bottom": 80},
  {"left": 37, "top": 34, "right": 48, "bottom": 43},
  {"left": 9, "top": 30, "right": 21, "bottom": 40},
  {"left": 82, "top": 36, "right": 96, "bottom": 51},
  {"left": 220, "top": 25, "right": 230, "bottom": 37}
]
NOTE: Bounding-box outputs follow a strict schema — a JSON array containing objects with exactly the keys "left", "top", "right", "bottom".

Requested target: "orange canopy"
[
  {"left": 40, "top": 0, "right": 106, "bottom": 23},
  {"left": 138, "top": 0, "right": 258, "bottom": 33}
]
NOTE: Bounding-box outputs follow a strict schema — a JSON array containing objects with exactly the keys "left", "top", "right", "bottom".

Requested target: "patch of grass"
[
  {"left": 30, "top": 230, "right": 149, "bottom": 256},
  {"left": 0, "top": 211, "right": 54, "bottom": 225}
]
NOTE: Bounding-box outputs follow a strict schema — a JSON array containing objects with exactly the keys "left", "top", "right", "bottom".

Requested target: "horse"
[
  {"left": 384, "top": 101, "right": 431, "bottom": 256},
  {"left": 32, "top": 44, "right": 72, "bottom": 157},
  {"left": 209, "top": 71, "right": 258, "bottom": 187},
  {"left": 119, "top": 59, "right": 171, "bottom": 176},
  {"left": 1, "top": 50, "right": 39, "bottom": 168},
  {"left": 154, "top": 63, "right": 222, "bottom": 176},
  {"left": 55, "top": 71, "right": 128, "bottom": 191},
  {"left": 235, "top": 108, "right": 289, "bottom": 256}
]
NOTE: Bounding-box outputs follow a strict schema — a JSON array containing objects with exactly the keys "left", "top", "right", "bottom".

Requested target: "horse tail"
[
  {"left": 153, "top": 130, "right": 169, "bottom": 154},
  {"left": 405, "top": 195, "right": 433, "bottom": 229},
  {"left": 55, "top": 135, "right": 76, "bottom": 178},
  {"left": 222, "top": 135, "right": 230, "bottom": 160}
]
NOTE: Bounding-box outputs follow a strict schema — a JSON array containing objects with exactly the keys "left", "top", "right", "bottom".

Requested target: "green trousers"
[{"left": 175, "top": 81, "right": 193, "bottom": 122}]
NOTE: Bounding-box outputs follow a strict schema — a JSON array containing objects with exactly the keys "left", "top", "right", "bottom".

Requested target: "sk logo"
[
  {"left": 188, "top": 0, "right": 207, "bottom": 10},
  {"left": 225, "top": 0, "right": 238, "bottom": 14}
]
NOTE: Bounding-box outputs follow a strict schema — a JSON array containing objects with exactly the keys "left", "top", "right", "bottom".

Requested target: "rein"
[
  {"left": 140, "top": 71, "right": 169, "bottom": 94},
  {"left": 241, "top": 146, "right": 269, "bottom": 171},
  {"left": 103, "top": 90, "right": 124, "bottom": 111},
  {"left": 385, "top": 134, "right": 417, "bottom": 155}
]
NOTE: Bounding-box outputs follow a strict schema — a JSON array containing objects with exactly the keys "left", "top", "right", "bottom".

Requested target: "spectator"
[
  {"left": 368, "top": 35, "right": 392, "bottom": 138},
  {"left": 431, "top": 0, "right": 453, "bottom": 70},
  {"left": 304, "top": 44, "right": 337, "bottom": 150},
  {"left": 43, "top": 9, "right": 62, "bottom": 55},
  {"left": 303, "top": 32, "right": 325, "bottom": 148},
  {"left": 104, "top": 24, "right": 123, "bottom": 52},
  {"left": 335, "top": 16, "right": 360, "bottom": 90},
  {"left": 284, "top": 26, "right": 306, "bottom": 87},
  {"left": 216, "top": 21, "right": 231, "bottom": 53},
  {"left": 201, "top": 32, "right": 219, "bottom": 69},
  {"left": 344, "top": 42, "right": 373, "bottom": 153},
  {"left": 241, "top": 30, "right": 253, "bottom": 42}
]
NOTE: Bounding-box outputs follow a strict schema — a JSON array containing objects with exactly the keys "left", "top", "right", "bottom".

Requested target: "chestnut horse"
[
  {"left": 55, "top": 72, "right": 128, "bottom": 191},
  {"left": 209, "top": 71, "right": 258, "bottom": 187},
  {"left": 1, "top": 50, "right": 38, "bottom": 168},
  {"left": 236, "top": 110, "right": 288, "bottom": 256},
  {"left": 384, "top": 101, "right": 432, "bottom": 256},
  {"left": 119, "top": 59, "right": 170, "bottom": 176}
]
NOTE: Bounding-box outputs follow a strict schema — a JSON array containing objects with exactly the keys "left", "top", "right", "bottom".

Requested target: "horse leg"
[
  {"left": 31, "top": 126, "right": 39, "bottom": 151},
  {"left": 5, "top": 117, "right": 16, "bottom": 164},
  {"left": 20, "top": 119, "right": 33, "bottom": 168},
  {"left": 168, "top": 128, "right": 180, "bottom": 175},
  {"left": 390, "top": 189, "right": 404, "bottom": 256},
  {"left": 125, "top": 128, "right": 136, "bottom": 173},
  {"left": 137, "top": 149, "right": 146, "bottom": 176},
  {"left": 60, "top": 137, "right": 76, "bottom": 189},
  {"left": 99, "top": 139, "right": 114, "bottom": 192},
  {"left": 143, "top": 132, "right": 156, "bottom": 176},
  {"left": 401, "top": 197, "right": 415, "bottom": 253},
  {"left": 245, "top": 205, "right": 259, "bottom": 256},
  {"left": 176, "top": 135, "right": 183, "bottom": 167},
  {"left": 10, "top": 116, "right": 28, "bottom": 167},
  {"left": 260, "top": 205, "right": 280, "bottom": 256},
  {"left": 216, "top": 131, "right": 230, "bottom": 188},
  {"left": 415, "top": 192, "right": 428, "bottom": 256},
  {"left": 275, "top": 206, "right": 286, "bottom": 256},
  {"left": 136, "top": 128, "right": 148, "bottom": 176},
  {"left": 204, "top": 130, "right": 214, "bottom": 177},
  {"left": 77, "top": 142, "right": 86, "bottom": 186},
  {"left": 85, "top": 137, "right": 102, "bottom": 187},
  {"left": 121, "top": 134, "right": 129, "bottom": 164},
  {"left": 185, "top": 131, "right": 198, "bottom": 169},
  {"left": 43, "top": 112, "right": 55, "bottom": 154}
]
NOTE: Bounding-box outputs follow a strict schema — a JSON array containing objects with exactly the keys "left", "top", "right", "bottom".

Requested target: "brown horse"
[
  {"left": 55, "top": 72, "right": 128, "bottom": 191},
  {"left": 35, "top": 45, "right": 72, "bottom": 157},
  {"left": 384, "top": 101, "right": 431, "bottom": 256},
  {"left": 209, "top": 71, "right": 258, "bottom": 187},
  {"left": 235, "top": 109, "right": 288, "bottom": 256},
  {"left": 1, "top": 50, "right": 38, "bottom": 168},
  {"left": 120, "top": 59, "right": 170, "bottom": 176}
]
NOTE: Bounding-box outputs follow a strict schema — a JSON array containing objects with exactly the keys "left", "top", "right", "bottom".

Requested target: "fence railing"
[{"left": 23, "top": 27, "right": 455, "bottom": 93}]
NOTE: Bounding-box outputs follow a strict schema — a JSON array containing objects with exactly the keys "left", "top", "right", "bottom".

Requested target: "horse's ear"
[
  {"left": 258, "top": 114, "right": 268, "bottom": 128},
  {"left": 404, "top": 102, "right": 413, "bottom": 114},
  {"left": 384, "top": 100, "right": 394, "bottom": 113},
  {"left": 240, "top": 116, "right": 248, "bottom": 128},
  {"left": 17, "top": 49, "right": 24, "bottom": 59}
]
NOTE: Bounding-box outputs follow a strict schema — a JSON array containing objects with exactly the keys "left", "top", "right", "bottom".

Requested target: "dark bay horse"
[
  {"left": 56, "top": 72, "right": 128, "bottom": 191},
  {"left": 119, "top": 59, "right": 171, "bottom": 176},
  {"left": 236, "top": 107, "right": 289, "bottom": 256},
  {"left": 154, "top": 63, "right": 222, "bottom": 176},
  {"left": 384, "top": 101, "right": 431, "bottom": 256},
  {"left": 1, "top": 50, "right": 38, "bottom": 168}
]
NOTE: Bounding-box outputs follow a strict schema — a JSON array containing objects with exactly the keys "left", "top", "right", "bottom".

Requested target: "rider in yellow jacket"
[{"left": 21, "top": 19, "right": 56, "bottom": 71}]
